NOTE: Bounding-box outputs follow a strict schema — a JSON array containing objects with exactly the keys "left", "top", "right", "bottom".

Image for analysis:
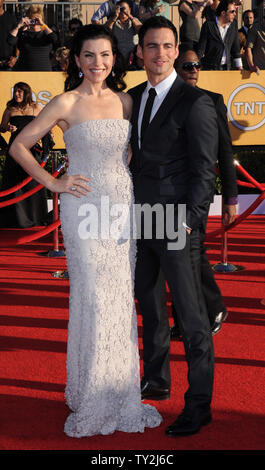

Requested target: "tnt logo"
[{"left": 227, "top": 83, "right": 265, "bottom": 131}]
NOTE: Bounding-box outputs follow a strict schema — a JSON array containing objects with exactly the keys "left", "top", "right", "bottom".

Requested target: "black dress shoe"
[
  {"left": 211, "top": 310, "right": 228, "bottom": 336},
  {"left": 165, "top": 407, "right": 212, "bottom": 437},
  {"left": 141, "top": 380, "right": 170, "bottom": 401},
  {"left": 170, "top": 324, "right": 183, "bottom": 341}
]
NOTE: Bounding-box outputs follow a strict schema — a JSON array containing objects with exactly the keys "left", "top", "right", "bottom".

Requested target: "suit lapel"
[
  {"left": 208, "top": 19, "right": 222, "bottom": 42},
  {"left": 130, "top": 81, "right": 147, "bottom": 152},
  {"left": 224, "top": 22, "right": 233, "bottom": 45},
  {"left": 142, "top": 76, "right": 185, "bottom": 146}
]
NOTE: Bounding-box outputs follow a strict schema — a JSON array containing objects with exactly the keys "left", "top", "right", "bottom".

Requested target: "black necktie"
[{"left": 141, "top": 87, "right": 157, "bottom": 143}]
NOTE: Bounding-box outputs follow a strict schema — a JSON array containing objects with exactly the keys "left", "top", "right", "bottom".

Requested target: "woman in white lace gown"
[{"left": 9, "top": 24, "right": 162, "bottom": 437}]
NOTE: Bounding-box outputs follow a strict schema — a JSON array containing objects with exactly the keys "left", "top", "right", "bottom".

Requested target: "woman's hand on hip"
[{"left": 51, "top": 173, "right": 90, "bottom": 197}]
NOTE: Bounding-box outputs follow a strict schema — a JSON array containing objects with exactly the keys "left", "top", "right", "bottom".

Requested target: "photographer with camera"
[
  {"left": 105, "top": 0, "right": 142, "bottom": 67},
  {"left": 8, "top": 5, "right": 57, "bottom": 71}
]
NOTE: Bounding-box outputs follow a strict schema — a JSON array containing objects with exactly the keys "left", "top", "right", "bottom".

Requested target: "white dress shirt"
[
  {"left": 217, "top": 20, "right": 231, "bottom": 65},
  {"left": 138, "top": 69, "right": 177, "bottom": 148},
  {"left": 137, "top": 68, "right": 192, "bottom": 230}
]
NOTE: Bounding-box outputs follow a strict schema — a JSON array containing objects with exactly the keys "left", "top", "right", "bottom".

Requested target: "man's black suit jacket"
[
  {"left": 197, "top": 19, "right": 241, "bottom": 70},
  {"left": 198, "top": 88, "right": 238, "bottom": 203},
  {"left": 128, "top": 75, "right": 218, "bottom": 230}
]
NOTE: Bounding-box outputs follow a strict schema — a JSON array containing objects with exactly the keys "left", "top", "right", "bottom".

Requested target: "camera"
[
  {"left": 120, "top": 6, "right": 126, "bottom": 11},
  {"left": 29, "top": 19, "right": 36, "bottom": 25}
]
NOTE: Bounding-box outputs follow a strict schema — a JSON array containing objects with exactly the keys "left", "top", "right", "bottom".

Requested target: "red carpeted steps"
[{"left": 0, "top": 216, "right": 264, "bottom": 451}]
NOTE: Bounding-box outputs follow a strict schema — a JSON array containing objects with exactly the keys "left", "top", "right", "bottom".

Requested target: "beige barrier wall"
[{"left": 0, "top": 70, "right": 264, "bottom": 148}]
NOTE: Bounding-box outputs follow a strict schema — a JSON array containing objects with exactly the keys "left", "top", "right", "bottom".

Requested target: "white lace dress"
[{"left": 60, "top": 119, "right": 162, "bottom": 437}]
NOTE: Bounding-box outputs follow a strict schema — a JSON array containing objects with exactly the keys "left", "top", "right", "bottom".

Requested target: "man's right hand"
[{"left": 222, "top": 204, "right": 237, "bottom": 225}]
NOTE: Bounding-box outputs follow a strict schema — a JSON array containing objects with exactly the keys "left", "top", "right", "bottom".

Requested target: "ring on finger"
[{"left": 71, "top": 186, "right": 76, "bottom": 191}]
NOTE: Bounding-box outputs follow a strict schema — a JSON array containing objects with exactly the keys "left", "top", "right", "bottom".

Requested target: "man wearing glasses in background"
[
  {"left": 169, "top": 48, "right": 238, "bottom": 341},
  {"left": 197, "top": 0, "right": 243, "bottom": 70}
]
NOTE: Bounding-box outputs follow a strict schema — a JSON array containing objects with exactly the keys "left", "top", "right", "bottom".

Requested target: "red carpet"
[{"left": 0, "top": 216, "right": 264, "bottom": 452}]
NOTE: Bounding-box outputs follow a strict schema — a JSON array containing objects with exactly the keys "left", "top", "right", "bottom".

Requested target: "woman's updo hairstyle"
[{"left": 64, "top": 24, "right": 126, "bottom": 92}]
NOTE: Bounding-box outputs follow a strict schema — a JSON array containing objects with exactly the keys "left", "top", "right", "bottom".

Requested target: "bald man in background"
[{"left": 169, "top": 48, "right": 238, "bottom": 340}]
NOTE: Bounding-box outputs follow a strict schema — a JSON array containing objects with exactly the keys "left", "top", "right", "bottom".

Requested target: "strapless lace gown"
[{"left": 61, "top": 119, "right": 162, "bottom": 437}]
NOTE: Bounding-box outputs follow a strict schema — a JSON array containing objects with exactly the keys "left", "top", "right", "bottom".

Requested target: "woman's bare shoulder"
[
  {"left": 49, "top": 90, "right": 79, "bottom": 109},
  {"left": 39, "top": 91, "right": 81, "bottom": 124}
]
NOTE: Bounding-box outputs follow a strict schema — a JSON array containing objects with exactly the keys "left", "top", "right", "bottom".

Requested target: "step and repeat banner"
[{"left": 0, "top": 70, "right": 264, "bottom": 149}]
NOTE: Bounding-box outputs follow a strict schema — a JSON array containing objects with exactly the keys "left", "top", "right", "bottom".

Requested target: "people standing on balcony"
[
  {"left": 8, "top": 6, "right": 57, "bottom": 71},
  {"left": 0, "top": 0, "right": 19, "bottom": 70},
  {"left": 91, "top": 0, "right": 139, "bottom": 24},
  {"left": 105, "top": 0, "right": 142, "bottom": 67}
]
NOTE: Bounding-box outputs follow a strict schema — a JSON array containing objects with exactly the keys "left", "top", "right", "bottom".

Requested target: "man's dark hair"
[
  {"left": 69, "top": 18, "right": 83, "bottom": 30},
  {"left": 138, "top": 16, "right": 178, "bottom": 47},
  {"left": 242, "top": 9, "right": 254, "bottom": 21},
  {"left": 216, "top": 0, "right": 235, "bottom": 17},
  {"left": 116, "top": 0, "right": 133, "bottom": 9}
]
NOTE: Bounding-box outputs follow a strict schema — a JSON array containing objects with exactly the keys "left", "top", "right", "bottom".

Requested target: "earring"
[
  {"left": 79, "top": 69, "right": 84, "bottom": 78},
  {"left": 111, "top": 68, "right": 115, "bottom": 77}
]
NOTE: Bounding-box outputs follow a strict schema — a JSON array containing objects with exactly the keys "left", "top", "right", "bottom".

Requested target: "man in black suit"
[
  {"left": 128, "top": 16, "right": 218, "bottom": 436},
  {"left": 197, "top": 0, "right": 243, "bottom": 70},
  {"left": 170, "top": 48, "right": 238, "bottom": 341},
  {"left": 238, "top": 9, "right": 255, "bottom": 69}
]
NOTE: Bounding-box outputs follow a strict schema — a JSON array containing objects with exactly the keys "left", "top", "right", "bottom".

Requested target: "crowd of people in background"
[{"left": 0, "top": 0, "right": 264, "bottom": 72}]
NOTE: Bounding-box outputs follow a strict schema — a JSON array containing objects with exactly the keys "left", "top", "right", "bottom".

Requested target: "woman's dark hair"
[
  {"left": 64, "top": 24, "right": 126, "bottom": 92},
  {"left": 117, "top": 0, "right": 132, "bottom": 9},
  {"left": 7, "top": 82, "right": 34, "bottom": 109},
  {"left": 138, "top": 16, "right": 178, "bottom": 48}
]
